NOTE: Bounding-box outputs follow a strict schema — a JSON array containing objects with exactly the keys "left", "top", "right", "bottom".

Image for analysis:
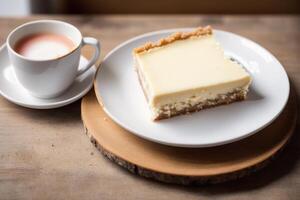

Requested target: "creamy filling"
[
  {"left": 135, "top": 56, "right": 158, "bottom": 118},
  {"left": 135, "top": 36, "right": 251, "bottom": 97},
  {"left": 151, "top": 77, "right": 250, "bottom": 107}
]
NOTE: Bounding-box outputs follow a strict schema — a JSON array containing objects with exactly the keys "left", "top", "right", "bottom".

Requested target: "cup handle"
[{"left": 77, "top": 37, "right": 101, "bottom": 76}]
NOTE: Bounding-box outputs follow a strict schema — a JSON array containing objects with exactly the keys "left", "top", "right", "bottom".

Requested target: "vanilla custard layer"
[{"left": 135, "top": 35, "right": 251, "bottom": 108}]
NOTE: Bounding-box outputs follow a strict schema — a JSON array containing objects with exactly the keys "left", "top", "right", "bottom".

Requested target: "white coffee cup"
[{"left": 6, "top": 20, "right": 100, "bottom": 98}]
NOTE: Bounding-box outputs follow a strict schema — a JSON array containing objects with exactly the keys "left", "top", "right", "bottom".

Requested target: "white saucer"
[
  {"left": 95, "top": 28, "right": 290, "bottom": 148},
  {"left": 0, "top": 45, "right": 96, "bottom": 109}
]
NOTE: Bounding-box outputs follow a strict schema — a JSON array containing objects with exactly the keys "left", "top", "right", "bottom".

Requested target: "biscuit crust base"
[{"left": 154, "top": 88, "right": 248, "bottom": 120}]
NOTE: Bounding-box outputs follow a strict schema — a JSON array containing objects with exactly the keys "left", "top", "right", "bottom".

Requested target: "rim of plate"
[{"left": 94, "top": 28, "right": 290, "bottom": 147}]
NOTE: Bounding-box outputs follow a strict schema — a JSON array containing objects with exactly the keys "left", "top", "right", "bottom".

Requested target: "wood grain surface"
[{"left": 0, "top": 15, "right": 300, "bottom": 200}]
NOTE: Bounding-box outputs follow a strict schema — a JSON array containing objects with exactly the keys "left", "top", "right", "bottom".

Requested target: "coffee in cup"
[{"left": 14, "top": 32, "right": 76, "bottom": 60}]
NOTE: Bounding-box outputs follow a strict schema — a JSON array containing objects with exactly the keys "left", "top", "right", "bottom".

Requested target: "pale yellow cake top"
[{"left": 135, "top": 33, "right": 251, "bottom": 104}]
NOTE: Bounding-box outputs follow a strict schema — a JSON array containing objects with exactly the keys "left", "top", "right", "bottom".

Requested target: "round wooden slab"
[{"left": 81, "top": 89, "right": 297, "bottom": 185}]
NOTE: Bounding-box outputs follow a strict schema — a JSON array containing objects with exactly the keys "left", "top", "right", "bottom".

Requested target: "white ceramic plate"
[
  {"left": 0, "top": 45, "right": 96, "bottom": 109},
  {"left": 95, "top": 28, "right": 290, "bottom": 147}
]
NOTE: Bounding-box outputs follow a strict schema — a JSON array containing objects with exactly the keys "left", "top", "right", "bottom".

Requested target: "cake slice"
[{"left": 133, "top": 26, "right": 251, "bottom": 120}]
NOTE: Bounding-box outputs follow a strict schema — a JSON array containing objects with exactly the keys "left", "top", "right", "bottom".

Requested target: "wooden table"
[{"left": 0, "top": 15, "right": 299, "bottom": 200}]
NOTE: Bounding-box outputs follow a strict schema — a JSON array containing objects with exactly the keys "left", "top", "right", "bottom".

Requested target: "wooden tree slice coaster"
[{"left": 81, "top": 89, "right": 297, "bottom": 185}]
